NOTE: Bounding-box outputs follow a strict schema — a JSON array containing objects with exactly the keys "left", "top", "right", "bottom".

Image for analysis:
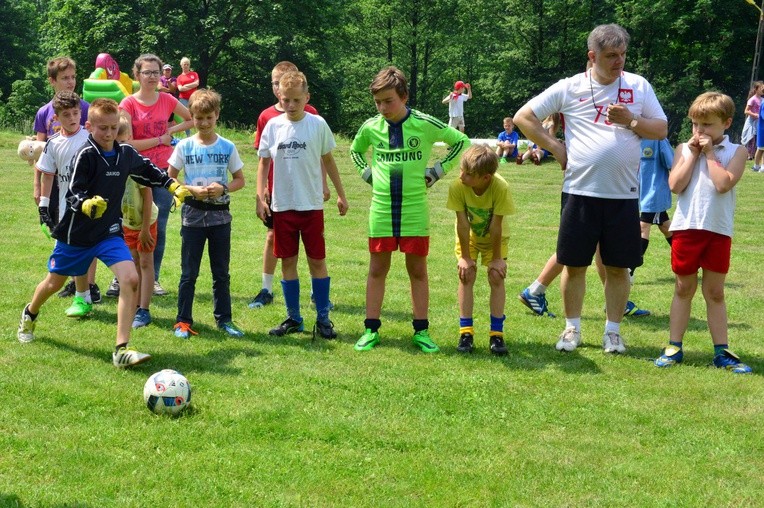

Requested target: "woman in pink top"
[
  {"left": 120, "top": 53, "right": 193, "bottom": 296},
  {"left": 742, "top": 81, "right": 763, "bottom": 161}
]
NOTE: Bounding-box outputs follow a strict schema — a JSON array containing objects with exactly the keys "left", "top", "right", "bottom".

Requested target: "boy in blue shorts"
[
  {"left": 351, "top": 66, "right": 469, "bottom": 353},
  {"left": 447, "top": 145, "right": 515, "bottom": 355},
  {"left": 256, "top": 71, "right": 348, "bottom": 340},
  {"left": 35, "top": 90, "right": 93, "bottom": 318},
  {"left": 655, "top": 92, "right": 752, "bottom": 373},
  {"left": 168, "top": 89, "right": 246, "bottom": 339},
  {"left": 17, "top": 98, "right": 192, "bottom": 368}
]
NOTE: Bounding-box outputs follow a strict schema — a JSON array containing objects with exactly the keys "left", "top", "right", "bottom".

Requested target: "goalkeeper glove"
[
  {"left": 424, "top": 162, "right": 445, "bottom": 188},
  {"left": 168, "top": 180, "right": 192, "bottom": 202},
  {"left": 360, "top": 166, "right": 373, "bottom": 185},
  {"left": 82, "top": 196, "right": 108, "bottom": 219},
  {"left": 38, "top": 206, "right": 55, "bottom": 230}
]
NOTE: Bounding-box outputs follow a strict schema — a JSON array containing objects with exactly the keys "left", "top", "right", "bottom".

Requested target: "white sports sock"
[
  {"left": 76, "top": 290, "right": 92, "bottom": 304},
  {"left": 528, "top": 280, "right": 547, "bottom": 296},
  {"left": 262, "top": 273, "right": 274, "bottom": 293},
  {"left": 605, "top": 320, "right": 620, "bottom": 334},
  {"left": 565, "top": 317, "right": 581, "bottom": 331}
]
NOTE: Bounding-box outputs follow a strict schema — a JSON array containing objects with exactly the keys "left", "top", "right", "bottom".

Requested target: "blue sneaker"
[
  {"left": 218, "top": 321, "right": 245, "bottom": 337},
  {"left": 654, "top": 345, "right": 683, "bottom": 368},
  {"left": 518, "top": 288, "right": 553, "bottom": 317},
  {"left": 173, "top": 322, "right": 198, "bottom": 339},
  {"left": 624, "top": 300, "right": 650, "bottom": 317},
  {"left": 248, "top": 288, "right": 274, "bottom": 309},
  {"left": 713, "top": 349, "right": 753, "bottom": 374},
  {"left": 132, "top": 308, "right": 152, "bottom": 329}
]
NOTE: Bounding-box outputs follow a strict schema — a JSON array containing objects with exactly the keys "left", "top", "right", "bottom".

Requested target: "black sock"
[
  {"left": 364, "top": 318, "right": 381, "bottom": 333},
  {"left": 412, "top": 319, "right": 429, "bottom": 332},
  {"left": 115, "top": 342, "right": 128, "bottom": 353},
  {"left": 24, "top": 305, "right": 38, "bottom": 321}
]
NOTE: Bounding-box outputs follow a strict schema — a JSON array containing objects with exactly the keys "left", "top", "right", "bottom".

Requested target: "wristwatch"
[
  {"left": 629, "top": 114, "right": 639, "bottom": 130},
  {"left": 221, "top": 184, "right": 229, "bottom": 196}
]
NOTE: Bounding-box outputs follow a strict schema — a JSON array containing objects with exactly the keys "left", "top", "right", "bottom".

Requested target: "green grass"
[{"left": 1, "top": 129, "right": 763, "bottom": 507}]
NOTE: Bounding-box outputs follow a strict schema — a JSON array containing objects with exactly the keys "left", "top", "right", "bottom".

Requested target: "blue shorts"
[{"left": 48, "top": 236, "right": 132, "bottom": 276}]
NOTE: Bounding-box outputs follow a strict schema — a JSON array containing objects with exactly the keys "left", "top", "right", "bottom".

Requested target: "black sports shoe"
[
  {"left": 456, "top": 332, "right": 474, "bottom": 353},
  {"left": 313, "top": 320, "right": 337, "bottom": 340},
  {"left": 268, "top": 317, "right": 304, "bottom": 336},
  {"left": 489, "top": 335, "right": 509, "bottom": 356},
  {"left": 57, "top": 280, "right": 76, "bottom": 298},
  {"left": 89, "top": 283, "right": 101, "bottom": 304}
]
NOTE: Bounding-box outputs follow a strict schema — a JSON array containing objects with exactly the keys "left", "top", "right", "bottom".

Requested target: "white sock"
[
  {"left": 528, "top": 280, "right": 547, "bottom": 296},
  {"left": 565, "top": 317, "right": 581, "bottom": 331},
  {"left": 605, "top": 320, "right": 620, "bottom": 334},
  {"left": 76, "top": 290, "right": 92, "bottom": 304},
  {"left": 262, "top": 273, "right": 274, "bottom": 293}
]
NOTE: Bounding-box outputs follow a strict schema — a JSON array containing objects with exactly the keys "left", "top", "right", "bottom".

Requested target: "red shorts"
[
  {"left": 122, "top": 222, "right": 158, "bottom": 253},
  {"left": 272, "top": 210, "right": 325, "bottom": 259},
  {"left": 369, "top": 236, "right": 429, "bottom": 256},
  {"left": 671, "top": 229, "right": 731, "bottom": 275}
]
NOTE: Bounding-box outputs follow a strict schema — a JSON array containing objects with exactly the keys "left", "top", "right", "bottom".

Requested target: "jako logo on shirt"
[
  {"left": 618, "top": 88, "right": 634, "bottom": 104},
  {"left": 277, "top": 138, "right": 307, "bottom": 157},
  {"left": 105, "top": 171, "right": 120, "bottom": 176}
]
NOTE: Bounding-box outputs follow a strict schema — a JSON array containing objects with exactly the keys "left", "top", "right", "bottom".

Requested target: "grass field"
[{"left": 0, "top": 128, "right": 763, "bottom": 507}]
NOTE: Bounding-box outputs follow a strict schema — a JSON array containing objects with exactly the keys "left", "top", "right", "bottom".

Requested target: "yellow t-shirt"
[
  {"left": 121, "top": 177, "right": 159, "bottom": 230},
  {"left": 446, "top": 172, "right": 515, "bottom": 239}
]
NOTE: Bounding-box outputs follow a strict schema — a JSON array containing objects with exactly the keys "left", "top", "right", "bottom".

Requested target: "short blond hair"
[
  {"left": 279, "top": 71, "right": 308, "bottom": 93},
  {"left": 272, "top": 61, "right": 298, "bottom": 75},
  {"left": 461, "top": 144, "right": 499, "bottom": 176},
  {"left": 188, "top": 88, "right": 221, "bottom": 115},
  {"left": 503, "top": 117, "right": 513, "bottom": 124},
  {"left": 88, "top": 98, "right": 120, "bottom": 122},
  {"left": 118, "top": 111, "right": 132, "bottom": 138},
  {"left": 688, "top": 91, "right": 735, "bottom": 122}
]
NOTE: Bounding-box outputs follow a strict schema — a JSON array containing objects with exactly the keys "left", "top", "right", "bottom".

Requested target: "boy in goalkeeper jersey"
[
  {"left": 17, "top": 98, "right": 192, "bottom": 368},
  {"left": 350, "top": 66, "right": 470, "bottom": 353}
]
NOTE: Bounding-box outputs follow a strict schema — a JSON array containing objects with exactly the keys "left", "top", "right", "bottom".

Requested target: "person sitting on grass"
[
  {"left": 17, "top": 98, "right": 192, "bottom": 368},
  {"left": 654, "top": 91, "right": 752, "bottom": 373},
  {"left": 167, "top": 89, "right": 247, "bottom": 339},
  {"left": 495, "top": 117, "right": 519, "bottom": 163},
  {"left": 447, "top": 144, "right": 515, "bottom": 355}
]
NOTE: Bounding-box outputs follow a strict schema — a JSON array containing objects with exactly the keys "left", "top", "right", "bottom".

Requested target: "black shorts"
[
  {"left": 557, "top": 193, "right": 641, "bottom": 268},
  {"left": 640, "top": 211, "right": 670, "bottom": 225}
]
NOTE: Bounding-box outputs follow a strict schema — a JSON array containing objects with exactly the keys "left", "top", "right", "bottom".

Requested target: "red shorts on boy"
[
  {"left": 369, "top": 236, "right": 429, "bottom": 256},
  {"left": 671, "top": 229, "right": 731, "bottom": 275},
  {"left": 272, "top": 210, "right": 325, "bottom": 259},
  {"left": 123, "top": 222, "right": 158, "bottom": 253}
]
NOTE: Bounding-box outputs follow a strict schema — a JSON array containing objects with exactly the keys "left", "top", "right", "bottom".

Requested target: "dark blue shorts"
[{"left": 48, "top": 236, "right": 132, "bottom": 276}]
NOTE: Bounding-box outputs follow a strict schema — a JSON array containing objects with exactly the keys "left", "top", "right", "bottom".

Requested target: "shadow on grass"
[
  {"left": 619, "top": 313, "right": 752, "bottom": 333},
  {"left": 39, "top": 336, "right": 262, "bottom": 376},
  {"left": 636, "top": 276, "right": 743, "bottom": 290},
  {"left": 626, "top": 344, "right": 764, "bottom": 376},
  {"left": 0, "top": 494, "right": 24, "bottom": 508}
]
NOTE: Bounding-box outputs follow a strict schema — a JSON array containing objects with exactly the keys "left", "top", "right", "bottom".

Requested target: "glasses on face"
[{"left": 140, "top": 70, "right": 161, "bottom": 77}]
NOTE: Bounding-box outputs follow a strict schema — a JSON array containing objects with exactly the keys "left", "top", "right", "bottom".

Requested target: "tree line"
[{"left": 1, "top": 0, "right": 760, "bottom": 144}]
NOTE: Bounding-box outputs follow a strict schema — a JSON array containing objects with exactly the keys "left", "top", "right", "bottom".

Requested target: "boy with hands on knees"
[{"left": 448, "top": 145, "right": 515, "bottom": 355}]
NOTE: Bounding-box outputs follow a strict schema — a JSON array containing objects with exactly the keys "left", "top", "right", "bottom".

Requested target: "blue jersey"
[
  {"left": 639, "top": 139, "right": 673, "bottom": 213},
  {"left": 497, "top": 130, "right": 519, "bottom": 158}
]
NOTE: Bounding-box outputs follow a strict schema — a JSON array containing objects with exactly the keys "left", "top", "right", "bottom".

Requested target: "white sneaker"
[
  {"left": 112, "top": 346, "right": 152, "bottom": 368},
  {"left": 17, "top": 306, "right": 35, "bottom": 343},
  {"left": 153, "top": 281, "right": 168, "bottom": 296},
  {"left": 602, "top": 331, "right": 626, "bottom": 354},
  {"left": 555, "top": 326, "right": 581, "bottom": 352}
]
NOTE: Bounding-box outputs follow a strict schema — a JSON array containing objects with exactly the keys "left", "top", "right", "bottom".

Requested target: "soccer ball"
[{"left": 143, "top": 369, "right": 192, "bottom": 416}]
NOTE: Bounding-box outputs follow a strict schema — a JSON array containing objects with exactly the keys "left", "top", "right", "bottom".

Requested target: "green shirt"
[{"left": 350, "top": 108, "right": 470, "bottom": 237}]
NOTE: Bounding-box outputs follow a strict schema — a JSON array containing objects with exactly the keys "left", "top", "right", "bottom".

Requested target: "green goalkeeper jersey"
[{"left": 350, "top": 108, "right": 470, "bottom": 237}]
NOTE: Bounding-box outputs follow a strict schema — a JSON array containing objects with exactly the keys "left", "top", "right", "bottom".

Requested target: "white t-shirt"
[
  {"left": 36, "top": 127, "right": 90, "bottom": 217},
  {"left": 448, "top": 93, "right": 469, "bottom": 118},
  {"left": 670, "top": 136, "right": 739, "bottom": 237},
  {"left": 527, "top": 70, "right": 666, "bottom": 199},
  {"left": 258, "top": 113, "right": 336, "bottom": 212}
]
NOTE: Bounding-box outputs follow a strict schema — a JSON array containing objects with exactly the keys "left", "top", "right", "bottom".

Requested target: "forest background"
[{"left": 0, "top": 0, "right": 761, "bottom": 142}]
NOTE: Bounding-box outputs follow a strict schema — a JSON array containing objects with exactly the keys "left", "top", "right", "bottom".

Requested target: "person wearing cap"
[
  {"left": 442, "top": 80, "right": 472, "bottom": 133},
  {"left": 159, "top": 64, "right": 178, "bottom": 98}
]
